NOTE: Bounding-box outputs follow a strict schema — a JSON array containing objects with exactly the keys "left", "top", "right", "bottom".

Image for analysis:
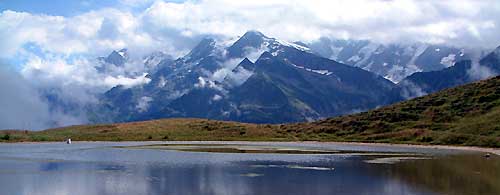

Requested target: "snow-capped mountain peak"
[
  {"left": 183, "top": 37, "right": 218, "bottom": 63},
  {"left": 227, "top": 30, "right": 311, "bottom": 61},
  {"left": 494, "top": 46, "right": 500, "bottom": 55},
  {"left": 241, "top": 30, "right": 268, "bottom": 39},
  {"left": 95, "top": 48, "right": 130, "bottom": 74},
  {"left": 275, "top": 39, "right": 310, "bottom": 52},
  {"left": 103, "top": 48, "right": 129, "bottom": 67},
  {"left": 143, "top": 51, "right": 174, "bottom": 73},
  {"left": 308, "top": 38, "right": 485, "bottom": 83},
  {"left": 117, "top": 48, "right": 128, "bottom": 58}
]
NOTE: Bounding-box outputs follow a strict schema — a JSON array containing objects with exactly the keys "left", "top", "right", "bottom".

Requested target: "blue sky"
[
  {"left": 0, "top": 0, "right": 120, "bottom": 16},
  {"left": 0, "top": 0, "right": 185, "bottom": 16}
]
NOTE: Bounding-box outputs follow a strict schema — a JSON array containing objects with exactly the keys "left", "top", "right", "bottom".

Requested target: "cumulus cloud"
[
  {"left": 3, "top": 0, "right": 500, "bottom": 73},
  {"left": 2, "top": 0, "right": 500, "bottom": 62},
  {"left": 141, "top": 0, "right": 500, "bottom": 48},
  {"left": 104, "top": 73, "right": 151, "bottom": 89},
  {"left": 0, "top": 8, "right": 187, "bottom": 61}
]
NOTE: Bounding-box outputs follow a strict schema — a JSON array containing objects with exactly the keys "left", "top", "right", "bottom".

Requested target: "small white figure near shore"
[{"left": 66, "top": 138, "right": 72, "bottom": 144}]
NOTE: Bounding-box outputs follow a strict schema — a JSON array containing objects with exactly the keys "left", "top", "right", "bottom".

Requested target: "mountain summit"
[{"left": 104, "top": 48, "right": 129, "bottom": 66}]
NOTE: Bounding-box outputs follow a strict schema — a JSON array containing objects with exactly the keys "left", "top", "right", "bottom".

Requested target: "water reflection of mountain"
[{"left": 143, "top": 160, "right": 427, "bottom": 195}]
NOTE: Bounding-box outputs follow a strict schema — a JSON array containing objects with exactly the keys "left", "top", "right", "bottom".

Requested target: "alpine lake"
[{"left": 0, "top": 141, "right": 498, "bottom": 195}]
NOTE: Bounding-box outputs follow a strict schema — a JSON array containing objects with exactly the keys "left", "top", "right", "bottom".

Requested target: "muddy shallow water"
[{"left": 0, "top": 141, "right": 498, "bottom": 195}]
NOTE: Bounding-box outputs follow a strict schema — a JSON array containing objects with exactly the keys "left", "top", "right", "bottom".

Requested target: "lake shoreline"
[{"left": 2, "top": 140, "right": 499, "bottom": 156}]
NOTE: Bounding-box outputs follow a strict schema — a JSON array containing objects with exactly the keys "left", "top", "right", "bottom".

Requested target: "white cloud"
[
  {"left": 211, "top": 58, "right": 245, "bottom": 82},
  {"left": 440, "top": 54, "right": 456, "bottom": 67},
  {"left": 212, "top": 94, "right": 222, "bottom": 101},
  {"left": 244, "top": 45, "right": 270, "bottom": 63},
  {"left": 0, "top": 8, "right": 176, "bottom": 60},
  {"left": 194, "top": 76, "right": 207, "bottom": 88},
  {"left": 194, "top": 76, "right": 225, "bottom": 92},
  {"left": 20, "top": 54, "right": 103, "bottom": 104},
  {"left": 119, "top": 0, "right": 155, "bottom": 7},
  {"left": 141, "top": 0, "right": 500, "bottom": 48},
  {"left": 210, "top": 44, "right": 267, "bottom": 84},
  {"left": 136, "top": 96, "right": 153, "bottom": 113},
  {"left": 104, "top": 73, "right": 151, "bottom": 88},
  {"left": 468, "top": 61, "right": 497, "bottom": 81},
  {"left": 2, "top": 0, "right": 499, "bottom": 67},
  {"left": 0, "top": 66, "right": 51, "bottom": 130},
  {"left": 224, "top": 66, "right": 254, "bottom": 87},
  {"left": 399, "top": 80, "right": 428, "bottom": 99},
  {"left": 0, "top": 66, "right": 86, "bottom": 130}
]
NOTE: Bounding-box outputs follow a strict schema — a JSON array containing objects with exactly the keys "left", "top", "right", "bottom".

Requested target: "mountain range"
[
  {"left": 399, "top": 46, "right": 500, "bottom": 98},
  {"left": 308, "top": 38, "right": 487, "bottom": 83},
  {"left": 90, "top": 31, "right": 499, "bottom": 125},
  {"left": 95, "top": 31, "right": 401, "bottom": 123}
]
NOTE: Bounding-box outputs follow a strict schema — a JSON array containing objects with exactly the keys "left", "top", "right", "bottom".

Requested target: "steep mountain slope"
[
  {"left": 4, "top": 76, "right": 500, "bottom": 148},
  {"left": 398, "top": 46, "right": 500, "bottom": 98},
  {"left": 308, "top": 38, "right": 481, "bottom": 83},
  {"left": 224, "top": 51, "right": 397, "bottom": 123}
]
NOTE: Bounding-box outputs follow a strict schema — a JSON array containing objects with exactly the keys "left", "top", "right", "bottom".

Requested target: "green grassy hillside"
[
  {"left": 0, "top": 119, "right": 285, "bottom": 142},
  {"left": 2, "top": 76, "right": 500, "bottom": 147},
  {"left": 283, "top": 75, "right": 500, "bottom": 147}
]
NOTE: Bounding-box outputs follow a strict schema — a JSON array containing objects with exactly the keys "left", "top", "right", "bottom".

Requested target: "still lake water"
[{"left": 0, "top": 141, "right": 498, "bottom": 195}]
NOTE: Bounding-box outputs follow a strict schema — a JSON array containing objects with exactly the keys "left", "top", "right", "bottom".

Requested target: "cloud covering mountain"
[{"left": 1, "top": 0, "right": 500, "bottom": 129}]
